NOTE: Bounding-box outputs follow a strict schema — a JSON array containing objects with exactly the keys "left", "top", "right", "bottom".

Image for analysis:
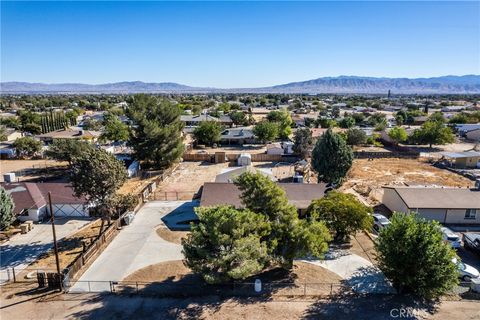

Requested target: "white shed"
[{"left": 237, "top": 153, "right": 252, "bottom": 166}]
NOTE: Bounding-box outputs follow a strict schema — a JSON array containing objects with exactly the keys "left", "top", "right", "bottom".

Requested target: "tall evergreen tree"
[
  {"left": 311, "top": 128, "right": 353, "bottom": 184},
  {"left": 128, "top": 94, "right": 184, "bottom": 169},
  {"left": 0, "top": 186, "right": 15, "bottom": 230}
]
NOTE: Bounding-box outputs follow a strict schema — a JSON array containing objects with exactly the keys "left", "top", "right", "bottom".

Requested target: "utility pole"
[{"left": 48, "top": 192, "right": 61, "bottom": 276}]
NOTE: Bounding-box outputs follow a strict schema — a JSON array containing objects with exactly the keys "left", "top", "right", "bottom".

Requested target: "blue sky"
[{"left": 1, "top": 1, "right": 479, "bottom": 87}]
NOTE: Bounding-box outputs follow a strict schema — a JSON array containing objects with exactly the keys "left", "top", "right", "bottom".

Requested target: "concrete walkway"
[
  {"left": 301, "top": 249, "right": 395, "bottom": 294},
  {"left": 70, "top": 201, "right": 198, "bottom": 292}
]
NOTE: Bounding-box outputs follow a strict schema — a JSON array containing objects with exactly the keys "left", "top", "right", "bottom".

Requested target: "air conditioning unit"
[{"left": 3, "top": 172, "right": 15, "bottom": 183}]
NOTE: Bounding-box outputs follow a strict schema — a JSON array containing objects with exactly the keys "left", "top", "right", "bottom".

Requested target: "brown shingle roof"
[
  {"left": 200, "top": 182, "right": 326, "bottom": 210},
  {"left": 1, "top": 182, "right": 85, "bottom": 215},
  {"left": 383, "top": 186, "right": 480, "bottom": 209}
]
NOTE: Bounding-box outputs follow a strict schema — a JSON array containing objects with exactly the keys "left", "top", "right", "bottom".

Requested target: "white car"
[
  {"left": 372, "top": 214, "right": 390, "bottom": 232},
  {"left": 452, "top": 258, "right": 480, "bottom": 281},
  {"left": 441, "top": 227, "right": 462, "bottom": 249}
]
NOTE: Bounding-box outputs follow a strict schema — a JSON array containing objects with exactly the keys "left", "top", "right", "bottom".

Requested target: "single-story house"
[
  {"left": 200, "top": 182, "right": 326, "bottom": 214},
  {"left": 1, "top": 182, "right": 88, "bottom": 222},
  {"left": 180, "top": 114, "right": 233, "bottom": 127},
  {"left": 310, "top": 128, "right": 347, "bottom": 140},
  {"left": 465, "top": 128, "right": 480, "bottom": 142},
  {"left": 36, "top": 129, "right": 101, "bottom": 144},
  {"left": 220, "top": 127, "right": 256, "bottom": 145},
  {"left": 215, "top": 166, "right": 276, "bottom": 183},
  {"left": 382, "top": 186, "right": 480, "bottom": 225},
  {"left": 1, "top": 128, "right": 22, "bottom": 142},
  {"left": 266, "top": 143, "right": 284, "bottom": 155},
  {"left": 456, "top": 123, "right": 480, "bottom": 135},
  {"left": 440, "top": 151, "right": 480, "bottom": 169}
]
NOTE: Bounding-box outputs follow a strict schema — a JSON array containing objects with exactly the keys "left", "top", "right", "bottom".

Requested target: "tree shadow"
[
  {"left": 345, "top": 266, "right": 396, "bottom": 295},
  {"left": 160, "top": 201, "right": 199, "bottom": 231},
  {"left": 302, "top": 293, "right": 441, "bottom": 320},
  {"left": 0, "top": 242, "right": 55, "bottom": 269}
]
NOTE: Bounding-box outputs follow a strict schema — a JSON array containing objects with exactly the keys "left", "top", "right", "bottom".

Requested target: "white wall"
[
  {"left": 382, "top": 188, "right": 409, "bottom": 213},
  {"left": 445, "top": 209, "right": 480, "bottom": 224}
]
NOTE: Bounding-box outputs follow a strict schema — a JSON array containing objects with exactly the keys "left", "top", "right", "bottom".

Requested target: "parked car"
[
  {"left": 441, "top": 227, "right": 461, "bottom": 249},
  {"left": 452, "top": 258, "right": 480, "bottom": 281},
  {"left": 372, "top": 214, "right": 390, "bottom": 232},
  {"left": 463, "top": 233, "right": 480, "bottom": 256}
]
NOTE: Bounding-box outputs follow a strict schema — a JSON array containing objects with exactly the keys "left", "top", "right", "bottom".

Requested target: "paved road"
[
  {"left": 71, "top": 201, "right": 198, "bottom": 292},
  {"left": 0, "top": 217, "right": 92, "bottom": 281}
]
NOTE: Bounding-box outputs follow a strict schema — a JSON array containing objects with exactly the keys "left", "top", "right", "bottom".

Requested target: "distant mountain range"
[{"left": 2, "top": 75, "right": 480, "bottom": 94}]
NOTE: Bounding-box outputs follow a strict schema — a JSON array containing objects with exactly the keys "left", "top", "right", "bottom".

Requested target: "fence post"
[
  {"left": 88, "top": 281, "right": 91, "bottom": 292},
  {"left": 12, "top": 267, "right": 16, "bottom": 283},
  {"left": 304, "top": 283, "right": 306, "bottom": 296}
]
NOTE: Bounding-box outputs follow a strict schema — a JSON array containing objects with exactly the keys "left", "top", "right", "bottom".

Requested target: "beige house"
[
  {"left": 382, "top": 186, "right": 480, "bottom": 225},
  {"left": 440, "top": 151, "right": 480, "bottom": 169}
]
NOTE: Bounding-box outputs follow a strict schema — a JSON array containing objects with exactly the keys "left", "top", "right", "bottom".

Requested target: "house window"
[{"left": 465, "top": 209, "right": 477, "bottom": 220}]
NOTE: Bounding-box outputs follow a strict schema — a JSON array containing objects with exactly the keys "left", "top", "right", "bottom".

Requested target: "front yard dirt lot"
[
  {"left": 1, "top": 283, "right": 479, "bottom": 320},
  {"left": 341, "top": 158, "right": 474, "bottom": 206},
  {"left": 0, "top": 159, "right": 68, "bottom": 182}
]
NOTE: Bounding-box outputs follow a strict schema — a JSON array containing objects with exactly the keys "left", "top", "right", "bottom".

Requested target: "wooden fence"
[
  {"left": 63, "top": 218, "right": 121, "bottom": 283},
  {"left": 183, "top": 152, "right": 298, "bottom": 163},
  {"left": 354, "top": 151, "right": 420, "bottom": 159}
]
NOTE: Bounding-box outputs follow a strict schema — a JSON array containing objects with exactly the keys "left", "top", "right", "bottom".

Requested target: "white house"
[
  {"left": 1, "top": 182, "right": 88, "bottom": 222},
  {"left": 266, "top": 143, "right": 284, "bottom": 155},
  {"left": 382, "top": 186, "right": 480, "bottom": 225}
]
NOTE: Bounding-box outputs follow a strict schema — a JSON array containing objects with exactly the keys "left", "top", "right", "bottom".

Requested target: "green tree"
[
  {"left": 317, "top": 117, "right": 337, "bottom": 129},
  {"left": 253, "top": 121, "right": 279, "bottom": 143},
  {"left": 0, "top": 187, "right": 15, "bottom": 230},
  {"left": 128, "top": 95, "right": 184, "bottom": 169},
  {"left": 338, "top": 117, "right": 355, "bottom": 129},
  {"left": 0, "top": 126, "right": 7, "bottom": 141},
  {"left": 375, "top": 213, "right": 458, "bottom": 299},
  {"left": 70, "top": 148, "right": 127, "bottom": 233},
  {"left": 410, "top": 120, "right": 455, "bottom": 148},
  {"left": 293, "top": 128, "right": 313, "bottom": 159},
  {"left": 307, "top": 191, "right": 373, "bottom": 241},
  {"left": 12, "top": 136, "right": 43, "bottom": 159},
  {"left": 235, "top": 172, "right": 331, "bottom": 269},
  {"left": 346, "top": 128, "right": 367, "bottom": 146},
  {"left": 388, "top": 127, "right": 408, "bottom": 145},
  {"left": 82, "top": 118, "right": 102, "bottom": 131},
  {"left": 183, "top": 205, "right": 271, "bottom": 284},
  {"left": 266, "top": 109, "right": 293, "bottom": 139},
  {"left": 100, "top": 114, "right": 130, "bottom": 143},
  {"left": 230, "top": 111, "right": 247, "bottom": 126},
  {"left": 311, "top": 129, "right": 353, "bottom": 184},
  {"left": 193, "top": 121, "right": 222, "bottom": 146},
  {"left": 45, "top": 139, "right": 95, "bottom": 165}
]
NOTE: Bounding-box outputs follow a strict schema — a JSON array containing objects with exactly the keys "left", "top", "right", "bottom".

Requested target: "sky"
[{"left": 1, "top": 1, "right": 479, "bottom": 88}]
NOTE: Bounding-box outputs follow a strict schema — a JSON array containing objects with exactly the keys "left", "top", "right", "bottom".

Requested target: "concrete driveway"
[
  {"left": 0, "top": 217, "right": 92, "bottom": 282},
  {"left": 70, "top": 201, "right": 198, "bottom": 292},
  {"left": 301, "top": 248, "right": 395, "bottom": 294}
]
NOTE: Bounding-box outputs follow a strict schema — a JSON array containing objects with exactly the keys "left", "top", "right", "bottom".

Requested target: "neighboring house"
[
  {"left": 215, "top": 165, "right": 276, "bottom": 183},
  {"left": 180, "top": 114, "right": 233, "bottom": 127},
  {"left": 1, "top": 182, "right": 88, "bottom": 222},
  {"left": 310, "top": 128, "right": 347, "bottom": 141},
  {"left": 36, "top": 129, "right": 101, "bottom": 144},
  {"left": 266, "top": 143, "right": 283, "bottom": 155},
  {"left": 220, "top": 127, "right": 256, "bottom": 145},
  {"left": 465, "top": 128, "right": 480, "bottom": 142},
  {"left": 413, "top": 116, "right": 428, "bottom": 125},
  {"left": 382, "top": 186, "right": 480, "bottom": 225},
  {"left": 200, "top": 182, "right": 327, "bottom": 214},
  {"left": 440, "top": 151, "right": 480, "bottom": 169},
  {"left": 2, "top": 128, "right": 22, "bottom": 142},
  {"left": 456, "top": 123, "right": 480, "bottom": 135},
  {"left": 0, "top": 142, "right": 15, "bottom": 159},
  {"left": 441, "top": 105, "right": 466, "bottom": 112}
]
